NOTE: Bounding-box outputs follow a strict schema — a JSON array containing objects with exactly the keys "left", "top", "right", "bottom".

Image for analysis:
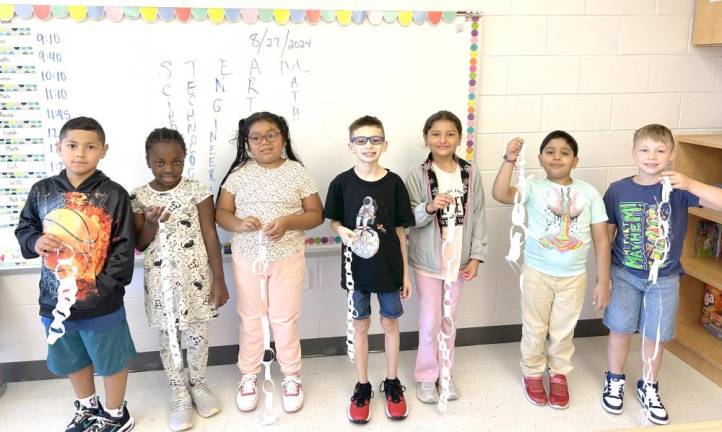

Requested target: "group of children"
[{"left": 13, "top": 112, "right": 722, "bottom": 431}]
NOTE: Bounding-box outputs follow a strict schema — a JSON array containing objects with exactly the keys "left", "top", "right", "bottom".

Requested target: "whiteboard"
[{"left": 0, "top": 17, "right": 469, "bottom": 269}]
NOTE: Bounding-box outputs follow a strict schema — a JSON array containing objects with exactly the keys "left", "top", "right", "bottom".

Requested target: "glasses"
[
  {"left": 350, "top": 136, "right": 385, "bottom": 146},
  {"left": 248, "top": 130, "right": 281, "bottom": 145}
]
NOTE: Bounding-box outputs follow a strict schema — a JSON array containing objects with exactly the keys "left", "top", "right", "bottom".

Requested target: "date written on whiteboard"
[{"left": 249, "top": 29, "right": 311, "bottom": 56}]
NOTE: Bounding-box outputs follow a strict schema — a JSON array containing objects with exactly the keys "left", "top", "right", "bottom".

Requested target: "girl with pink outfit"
[
  {"left": 404, "top": 111, "right": 488, "bottom": 403},
  {"left": 215, "top": 112, "right": 323, "bottom": 415}
]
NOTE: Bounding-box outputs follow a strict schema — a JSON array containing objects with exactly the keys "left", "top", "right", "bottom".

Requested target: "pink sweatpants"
[
  {"left": 414, "top": 270, "right": 463, "bottom": 383},
  {"left": 232, "top": 250, "right": 304, "bottom": 376}
]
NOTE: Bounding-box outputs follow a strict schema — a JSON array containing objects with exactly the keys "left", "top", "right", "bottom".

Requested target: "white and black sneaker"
[
  {"left": 66, "top": 399, "right": 102, "bottom": 432},
  {"left": 602, "top": 371, "right": 625, "bottom": 414},
  {"left": 84, "top": 402, "right": 135, "bottom": 432},
  {"left": 637, "top": 379, "right": 669, "bottom": 425}
]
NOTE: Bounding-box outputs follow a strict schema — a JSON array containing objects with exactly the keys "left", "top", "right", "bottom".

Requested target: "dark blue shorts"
[
  {"left": 44, "top": 319, "right": 138, "bottom": 377},
  {"left": 352, "top": 290, "right": 403, "bottom": 320}
]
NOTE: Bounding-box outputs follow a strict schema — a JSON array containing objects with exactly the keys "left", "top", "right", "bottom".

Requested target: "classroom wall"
[{"left": 2, "top": 0, "right": 722, "bottom": 363}]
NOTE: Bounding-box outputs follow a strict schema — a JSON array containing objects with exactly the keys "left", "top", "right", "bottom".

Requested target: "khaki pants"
[{"left": 520, "top": 265, "right": 587, "bottom": 377}]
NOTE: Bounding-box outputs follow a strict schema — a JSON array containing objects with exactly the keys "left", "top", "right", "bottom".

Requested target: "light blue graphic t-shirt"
[{"left": 523, "top": 177, "right": 608, "bottom": 277}]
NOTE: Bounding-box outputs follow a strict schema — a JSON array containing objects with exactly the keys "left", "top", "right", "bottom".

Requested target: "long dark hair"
[{"left": 218, "top": 111, "right": 302, "bottom": 189}]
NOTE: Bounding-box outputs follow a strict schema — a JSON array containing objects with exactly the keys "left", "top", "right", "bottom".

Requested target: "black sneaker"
[
  {"left": 602, "top": 371, "right": 625, "bottom": 414},
  {"left": 348, "top": 382, "right": 373, "bottom": 424},
  {"left": 637, "top": 379, "right": 669, "bottom": 425},
  {"left": 84, "top": 402, "right": 135, "bottom": 432},
  {"left": 379, "top": 378, "right": 408, "bottom": 420},
  {"left": 66, "top": 399, "right": 102, "bottom": 432}
]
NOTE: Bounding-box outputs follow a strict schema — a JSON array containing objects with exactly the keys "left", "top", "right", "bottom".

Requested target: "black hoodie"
[{"left": 14, "top": 169, "right": 135, "bottom": 319}]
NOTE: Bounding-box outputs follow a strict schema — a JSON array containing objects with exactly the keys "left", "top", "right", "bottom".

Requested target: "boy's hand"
[
  {"left": 401, "top": 273, "right": 412, "bottom": 300},
  {"left": 661, "top": 171, "right": 692, "bottom": 191},
  {"left": 592, "top": 281, "right": 611, "bottom": 312},
  {"left": 426, "top": 193, "right": 454, "bottom": 213},
  {"left": 34, "top": 233, "right": 62, "bottom": 257},
  {"left": 211, "top": 277, "right": 229, "bottom": 309},
  {"left": 263, "top": 217, "right": 289, "bottom": 241},
  {"left": 505, "top": 137, "right": 524, "bottom": 161},
  {"left": 237, "top": 216, "right": 262, "bottom": 233},
  {"left": 336, "top": 226, "right": 358, "bottom": 245},
  {"left": 460, "top": 259, "right": 480, "bottom": 281},
  {"left": 144, "top": 205, "right": 170, "bottom": 225}
]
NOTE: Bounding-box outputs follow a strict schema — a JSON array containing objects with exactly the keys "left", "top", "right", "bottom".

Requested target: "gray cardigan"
[{"left": 404, "top": 161, "right": 488, "bottom": 274}]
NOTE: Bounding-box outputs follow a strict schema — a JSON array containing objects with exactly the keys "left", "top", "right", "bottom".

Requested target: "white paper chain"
[
  {"left": 639, "top": 176, "right": 672, "bottom": 427},
  {"left": 47, "top": 245, "right": 79, "bottom": 345},
  {"left": 252, "top": 232, "right": 277, "bottom": 426},
  {"left": 505, "top": 141, "right": 531, "bottom": 277},
  {"left": 158, "top": 221, "right": 183, "bottom": 369},
  {"left": 437, "top": 203, "right": 458, "bottom": 413},
  {"left": 343, "top": 244, "right": 359, "bottom": 362}
]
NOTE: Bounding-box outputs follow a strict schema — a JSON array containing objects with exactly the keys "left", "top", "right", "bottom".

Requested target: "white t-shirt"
[
  {"left": 221, "top": 159, "right": 318, "bottom": 262},
  {"left": 417, "top": 164, "right": 465, "bottom": 282}
]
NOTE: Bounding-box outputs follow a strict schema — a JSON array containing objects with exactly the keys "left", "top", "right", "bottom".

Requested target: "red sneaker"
[
  {"left": 522, "top": 375, "right": 548, "bottom": 406},
  {"left": 380, "top": 378, "right": 408, "bottom": 420},
  {"left": 549, "top": 374, "right": 569, "bottom": 409},
  {"left": 348, "top": 382, "right": 373, "bottom": 424}
]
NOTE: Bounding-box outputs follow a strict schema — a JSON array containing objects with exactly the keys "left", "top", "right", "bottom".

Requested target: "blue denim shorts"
[
  {"left": 352, "top": 290, "right": 403, "bottom": 320},
  {"left": 44, "top": 319, "right": 138, "bottom": 377},
  {"left": 603, "top": 266, "right": 680, "bottom": 342}
]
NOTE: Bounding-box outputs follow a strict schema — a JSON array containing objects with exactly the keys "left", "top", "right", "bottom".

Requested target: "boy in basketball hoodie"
[{"left": 15, "top": 117, "right": 137, "bottom": 432}]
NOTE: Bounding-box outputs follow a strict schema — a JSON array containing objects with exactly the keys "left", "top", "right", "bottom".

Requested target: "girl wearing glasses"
[
  {"left": 216, "top": 112, "right": 323, "bottom": 415},
  {"left": 404, "top": 110, "right": 488, "bottom": 404}
]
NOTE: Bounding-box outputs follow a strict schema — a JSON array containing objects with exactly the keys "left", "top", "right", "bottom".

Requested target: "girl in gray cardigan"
[{"left": 404, "top": 111, "right": 488, "bottom": 404}]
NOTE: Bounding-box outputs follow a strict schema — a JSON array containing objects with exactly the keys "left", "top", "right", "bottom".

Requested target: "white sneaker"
[
  {"left": 236, "top": 374, "right": 258, "bottom": 412},
  {"left": 416, "top": 382, "right": 438, "bottom": 403},
  {"left": 189, "top": 381, "right": 221, "bottom": 418},
  {"left": 281, "top": 375, "right": 304, "bottom": 413},
  {"left": 168, "top": 388, "right": 193, "bottom": 432}
]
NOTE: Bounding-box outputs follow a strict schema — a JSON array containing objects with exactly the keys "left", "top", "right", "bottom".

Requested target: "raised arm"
[{"left": 492, "top": 137, "right": 524, "bottom": 205}]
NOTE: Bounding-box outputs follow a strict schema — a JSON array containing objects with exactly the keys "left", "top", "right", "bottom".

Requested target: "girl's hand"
[
  {"left": 336, "top": 226, "right": 358, "bottom": 245},
  {"left": 460, "top": 259, "right": 480, "bottom": 281},
  {"left": 237, "top": 216, "right": 262, "bottom": 233},
  {"left": 401, "top": 273, "right": 412, "bottom": 300},
  {"left": 34, "top": 233, "right": 62, "bottom": 257},
  {"left": 144, "top": 205, "right": 170, "bottom": 225},
  {"left": 505, "top": 137, "right": 524, "bottom": 162},
  {"left": 661, "top": 171, "right": 692, "bottom": 191},
  {"left": 211, "top": 278, "right": 229, "bottom": 309},
  {"left": 263, "top": 217, "right": 289, "bottom": 241},
  {"left": 426, "top": 193, "right": 454, "bottom": 213}
]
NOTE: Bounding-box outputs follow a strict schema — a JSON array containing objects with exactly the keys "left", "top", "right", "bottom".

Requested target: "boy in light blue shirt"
[{"left": 493, "top": 130, "right": 611, "bottom": 410}]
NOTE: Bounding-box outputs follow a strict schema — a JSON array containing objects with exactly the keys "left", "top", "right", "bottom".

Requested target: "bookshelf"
[{"left": 666, "top": 135, "right": 722, "bottom": 387}]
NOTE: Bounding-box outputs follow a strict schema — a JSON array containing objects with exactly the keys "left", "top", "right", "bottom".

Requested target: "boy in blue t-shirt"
[
  {"left": 493, "top": 130, "right": 611, "bottom": 410},
  {"left": 601, "top": 124, "right": 722, "bottom": 425},
  {"left": 15, "top": 117, "right": 137, "bottom": 432}
]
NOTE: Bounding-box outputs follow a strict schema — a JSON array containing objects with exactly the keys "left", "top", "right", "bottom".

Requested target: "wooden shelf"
[
  {"left": 689, "top": 207, "right": 722, "bottom": 225},
  {"left": 693, "top": 0, "right": 722, "bottom": 46},
  {"left": 682, "top": 256, "right": 722, "bottom": 287},
  {"left": 671, "top": 133, "right": 722, "bottom": 387},
  {"left": 676, "top": 135, "right": 722, "bottom": 149}
]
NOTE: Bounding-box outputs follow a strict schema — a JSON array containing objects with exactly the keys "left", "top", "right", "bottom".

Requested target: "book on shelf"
[
  {"left": 702, "top": 283, "right": 722, "bottom": 341},
  {"left": 695, "top": 220, "right": 721, "bottom": 258}
]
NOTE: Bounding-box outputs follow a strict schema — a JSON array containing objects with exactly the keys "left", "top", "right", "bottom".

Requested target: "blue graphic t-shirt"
[
  {"left": 604, "top": 176, "right": 699, "bottom": 279},
  {"left": 524, "top": 177, "right": 608, "bottom": 277}
]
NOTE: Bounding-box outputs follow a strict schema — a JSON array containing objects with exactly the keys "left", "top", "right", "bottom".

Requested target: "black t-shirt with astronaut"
[{"left": 324, "top": 168, "right": 415, "bottom": 293}]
